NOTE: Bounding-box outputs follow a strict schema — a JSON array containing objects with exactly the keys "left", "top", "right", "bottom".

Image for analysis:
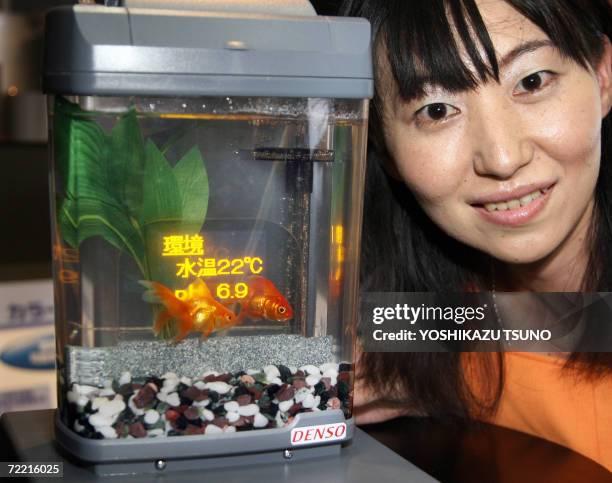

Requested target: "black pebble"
[
  {"left": 265, "top": 384, "right": 281, "bottom": 398},
  {"left": 175, "top": 415, "right": 188, "bottom": 430},
  {"left": 233, "top": 385, "right": 250, "bottom": 397},
  {"left": 337, "top": 382, "right": 349, "bottom": 399},
  {"left": 168, "top": 430, "right": 182, "bottom": 437},
  {"left": 339, "top": 363, "right": 352, "bottom": 372},
  {"left": 177, "top": 383, "right": 189, "bottom": 394},
  {"left": 267, "top": 403, "right": 279, "bottom": 417},
  {"left": 319, "top": 392, "right": 330, "bottom": 406},
  {"left": 208, "top": 392, "right": 219, "bottom": 403},
  {"left": 212, "top": 406, "right": 227, "bottom": 417},
  {"left": 278, "top": 365, "right": 292, "bottom": 382},
  {"left": 313, "top": 382, "right": 326, "bottom": 396},
  {"left": 145, "top": 376, "right": 163, "bottom": 388}
]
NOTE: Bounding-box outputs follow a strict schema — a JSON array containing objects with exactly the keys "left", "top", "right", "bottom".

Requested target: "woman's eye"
[
  {"left": 514, "top": 71, "right": 556, "bottom": 96},
  {"left": 414, "top": 103, "right": 460, "bottom": 125}
]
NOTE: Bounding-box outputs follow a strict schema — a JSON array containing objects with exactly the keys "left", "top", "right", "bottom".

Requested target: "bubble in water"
[
  {"left": 148, "top": 103, "right": 155, "bottom": 110},
  {"left": 181, "top": 103, "right": 187, "bottom": 109}
]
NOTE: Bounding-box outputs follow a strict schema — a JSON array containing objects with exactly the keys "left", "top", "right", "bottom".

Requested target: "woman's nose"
[{"left": 471, "top": 104, "right": 534, "bottom": 179}]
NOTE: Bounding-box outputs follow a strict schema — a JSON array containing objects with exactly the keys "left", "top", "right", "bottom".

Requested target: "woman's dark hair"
[{"left": 341, "top": 0, "right": 612, "bottom": 419}]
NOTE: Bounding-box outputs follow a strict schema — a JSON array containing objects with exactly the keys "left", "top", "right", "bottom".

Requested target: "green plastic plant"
[{"left": 54, "top": 97, "right": 209, "bottom": 323}]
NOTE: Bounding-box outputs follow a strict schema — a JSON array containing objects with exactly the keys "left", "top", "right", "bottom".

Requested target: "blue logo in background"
[{"left": 0, "top": 334, "right": 55, "bottom": 370}]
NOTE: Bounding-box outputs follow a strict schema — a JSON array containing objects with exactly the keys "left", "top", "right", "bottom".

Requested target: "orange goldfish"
[
  {"left": 233, "top": 276, "right": 293, "bottom": 324},
  {"left": 140, "top": 278, "right": 237, "bottom": 343}
]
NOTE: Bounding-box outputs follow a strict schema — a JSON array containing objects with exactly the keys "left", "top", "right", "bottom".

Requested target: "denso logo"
[{"left": 290, "top": 422, "right": 347, "bottom": 446}]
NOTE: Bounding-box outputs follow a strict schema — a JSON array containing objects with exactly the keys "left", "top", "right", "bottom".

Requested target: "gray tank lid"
[{"left": 42, "top": 4, "right": 373, "bottom": 98}]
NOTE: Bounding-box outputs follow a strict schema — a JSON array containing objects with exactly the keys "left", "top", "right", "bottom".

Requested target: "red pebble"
[
  {"left": 338, "top": 372, "right": 351, "bottom": 382},
  {"left": 129, "top": 422, "right": 147, "bottom": 438},
  {"left": 185, "top": 424, "right": 205, "bottom": 435},
  {"left": 292, "top": 379, "right": 307, "bottom": 389},
  {"left": 165, "top": 409, "right": 180, "bottom": 422},
  {"left": 184, "top": 407, "right": 200, "bottom": 420}
]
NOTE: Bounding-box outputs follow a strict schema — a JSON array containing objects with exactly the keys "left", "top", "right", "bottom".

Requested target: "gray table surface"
[{"left": 1, "top": 409, "right": 437, "bottom": 483}]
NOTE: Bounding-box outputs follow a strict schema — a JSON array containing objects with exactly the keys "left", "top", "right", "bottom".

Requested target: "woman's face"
[{"left": 382, "top": 0, "right": 612, "bottom": 265}]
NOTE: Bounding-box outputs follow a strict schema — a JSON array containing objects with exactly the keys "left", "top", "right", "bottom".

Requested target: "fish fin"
[
  {"left": 141, "top": 280, "right": 190, "bottom": 317},
  {"left": 153, "top": 309, "right": 172, "bottom": 335},
  {"left": 191, "top": 278, "right": 214, "bottom": 299}
]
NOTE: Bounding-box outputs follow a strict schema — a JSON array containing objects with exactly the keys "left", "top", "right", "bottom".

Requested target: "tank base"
[{"left": 54, "top": 409, "right": 352, "bottom": 476}]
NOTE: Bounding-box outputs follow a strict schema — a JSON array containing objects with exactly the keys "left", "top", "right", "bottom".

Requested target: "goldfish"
[
  {"left": 232, "top": 276, "right": 294, "bottom": 324},
  {"left": 140, "top": 278, "right": 237, "bottom": 343}
]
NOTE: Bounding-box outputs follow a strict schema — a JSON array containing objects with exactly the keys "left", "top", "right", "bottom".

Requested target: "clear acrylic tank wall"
[{"left": 43, "top": 1, "right": 372, "bottom": 467}]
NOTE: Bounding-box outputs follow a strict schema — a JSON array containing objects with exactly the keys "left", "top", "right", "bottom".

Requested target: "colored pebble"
[
  {"left": 299, "top": 365, "right": 321, "bottom": 376},
  {"left": 224, "top": 401, "right": 239, "bottom": 412},
  {"left": 165, "top": 392, "right": 181, "bottom": 407},
  {"left": 305, "top": 374, "right": 320, "bottom": 387},
  {"left": 144, "top": 409, "right": 160, "bottom": 425},
  {"left": 253, "top": 412, "right": 268, "bottom": 428},
  {"left": 205, "top": 381, "right": 232, "bottom": 394},
  {"left": 205, "top": 424, "right": 223, "bottom": 435},
  {"left": 227, "top": 411, "right": 240, "bottom": 423},
  {"left": 238, "top": 404, "right": 260, "bottom": 417},
  {"left": 119, "top": 371, "right": 132, "bottom": 386},
  {"left": 67, "top": 361, "right": 352, "bottom": 439}
]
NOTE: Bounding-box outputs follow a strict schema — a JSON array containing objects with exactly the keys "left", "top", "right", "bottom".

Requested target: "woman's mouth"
[{"left": 471, "top": 184, "right": 555, "bottom": 227}]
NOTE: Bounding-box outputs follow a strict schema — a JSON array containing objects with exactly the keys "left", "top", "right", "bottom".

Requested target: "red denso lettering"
[{"left": 290, "top": 423, "right": 348, "bottom": 446}]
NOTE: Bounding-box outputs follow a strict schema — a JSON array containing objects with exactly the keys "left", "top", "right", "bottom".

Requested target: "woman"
[{"left": 341, "top": 0, "right": 612, "bottom": 470}]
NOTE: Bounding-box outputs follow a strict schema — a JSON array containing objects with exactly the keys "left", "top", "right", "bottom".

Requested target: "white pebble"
[
  {"left": 74, "top": 420, "right": 85, "bottom": 432},
  {"left": 294, "top": 388, "right": 311, "bottom": 404},
  {"left": 92, "top": 397, "right": 108, "bottom": 411},
  {"left": 156, "top": 391, "right": 167, "bottom": 403},
  {"left": 194, "top": 381, "right": 207, "bottom": 390},
  {"left": 98, "top": 425, "right": 118, "bottom": 439},
  {"left": 205, "top": 381, "right": 232, "bottom": 394},
  {"left": 103, "top": 379, "right": 113, "bottom": 389},
  {"left": 99, "top": 388, "right": 116, "bottom": 397},
  {"left": 288, "top": 366, "right": 297, "bottom": 374},
  {"left": 224, "top": 425, "right": 236, "bottom": 433},
  {"left": 99, "top": 398, "right": 125, "bottom": 417},
  {"left": 269, "top": 376, "right": 283, "bottom": 385},
  {"left": 263, "top": 365, "right": 280, "bottom": 378},
  {"left": 302, "top": 394, "right": 316, "bottom": 409},
  {"left": 224, "top": 401, "right": 239, "bottom": 412},
  {"left": 299, "top": 365, "right": 321, "bottom": 376},
  {"left": 205, "top": 424, "right": 223, "bottom": 435},
  {"left": 119, "top": 372, "right": 132, "bottom": 385},
  {"left": 246, "top": 368, "right": 260, "bottom": 375},
  {"left": 322, "top": 368, "right": 339, "bottom": 379},
  {"left": 226, "top": 411, "right": 240, "bottom": 423},
  {"left": 305, "top": 374, "right": 320, "bottom": 387},
  {"left": 319, "top": 363, "right": 339, "bottom": 373},
  {"left": 179, "top": 376, "right": 192, "bottom": 386},
  {"left": 148, "top": 428, "right": 165, "bottom": 437},
  {"left": 161, "top": 372, "right": 179, "bottom": 381},
  {"left": 74, "top": 384, "right": 98, "bottom": 396},
  {"left": 202, "top": 370, "right": 219, "bottom": 378},
  {"left": 161, "top": 379, "right": 178, "bottom": 394},
  {"left": 128, "top": 395, "right": 145, "bottom": 416},
  {"left": 238, "top": 404, "right": 260, "bottom": 416},
  {"left": 278, "top": 400, "right": 294, "bottom": 412},
  {"left": 193, "top": 399, "right": 210, "bottom": 408},
  {"left": 202, "top": 409, "right": 215, "bottom": 421},
  {"left": 253, "top": 413, "right": 268, "bottom": 428},
  {"left": 165, "top": 392, "right": 181, "bottom": 407},
  {"left": 89, "top": 412, "right": 114, "bottom": 427},
  {"left": 144, "top": 409, "right": 160, "bottom": 425},
  {"left": 330, "top": 376, "right": 338, "bottom": 387},
  {"left": 314, "top": 395, "right": 321, "bottom": 407}
]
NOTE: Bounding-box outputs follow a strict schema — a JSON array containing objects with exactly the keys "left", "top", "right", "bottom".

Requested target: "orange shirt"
[{"left": 477, "top": 352, "right": 612, "bottom": 472}]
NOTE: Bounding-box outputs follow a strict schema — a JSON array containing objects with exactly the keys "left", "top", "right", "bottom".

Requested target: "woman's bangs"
[{"left": 380, "top": 0, "right": 499, "bottom": 103}]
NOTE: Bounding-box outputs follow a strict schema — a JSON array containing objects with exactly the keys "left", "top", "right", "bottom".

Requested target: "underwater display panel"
[{"left": 49, "top": 95, "right": 367, "bottom": 439}]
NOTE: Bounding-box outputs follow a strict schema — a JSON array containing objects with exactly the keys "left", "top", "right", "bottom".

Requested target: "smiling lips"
[{"left": 471, "top": 183, "right": 555, "bottom": 227}]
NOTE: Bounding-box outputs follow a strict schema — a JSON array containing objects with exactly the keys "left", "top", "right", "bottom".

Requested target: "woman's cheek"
[
  {"left": 527, "top": 75, "right": 601, "bottom": 176},
  {"left": 389, "top": 126, "right": 470, "bottom": 205}
]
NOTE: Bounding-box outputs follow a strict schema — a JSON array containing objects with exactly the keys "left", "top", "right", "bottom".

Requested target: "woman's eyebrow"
[{"left": 498, "top": 39, "right": 554, "bottom": 69}]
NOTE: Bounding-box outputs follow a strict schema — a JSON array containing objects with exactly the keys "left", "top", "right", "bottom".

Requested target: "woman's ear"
[{"left": 596, "top": 35, "right": 612, "bottom": 118}]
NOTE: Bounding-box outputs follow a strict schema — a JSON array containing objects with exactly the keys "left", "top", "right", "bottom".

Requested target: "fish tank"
[{"left": 43, "top": 0, "right": 372, "bottom": 472}]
